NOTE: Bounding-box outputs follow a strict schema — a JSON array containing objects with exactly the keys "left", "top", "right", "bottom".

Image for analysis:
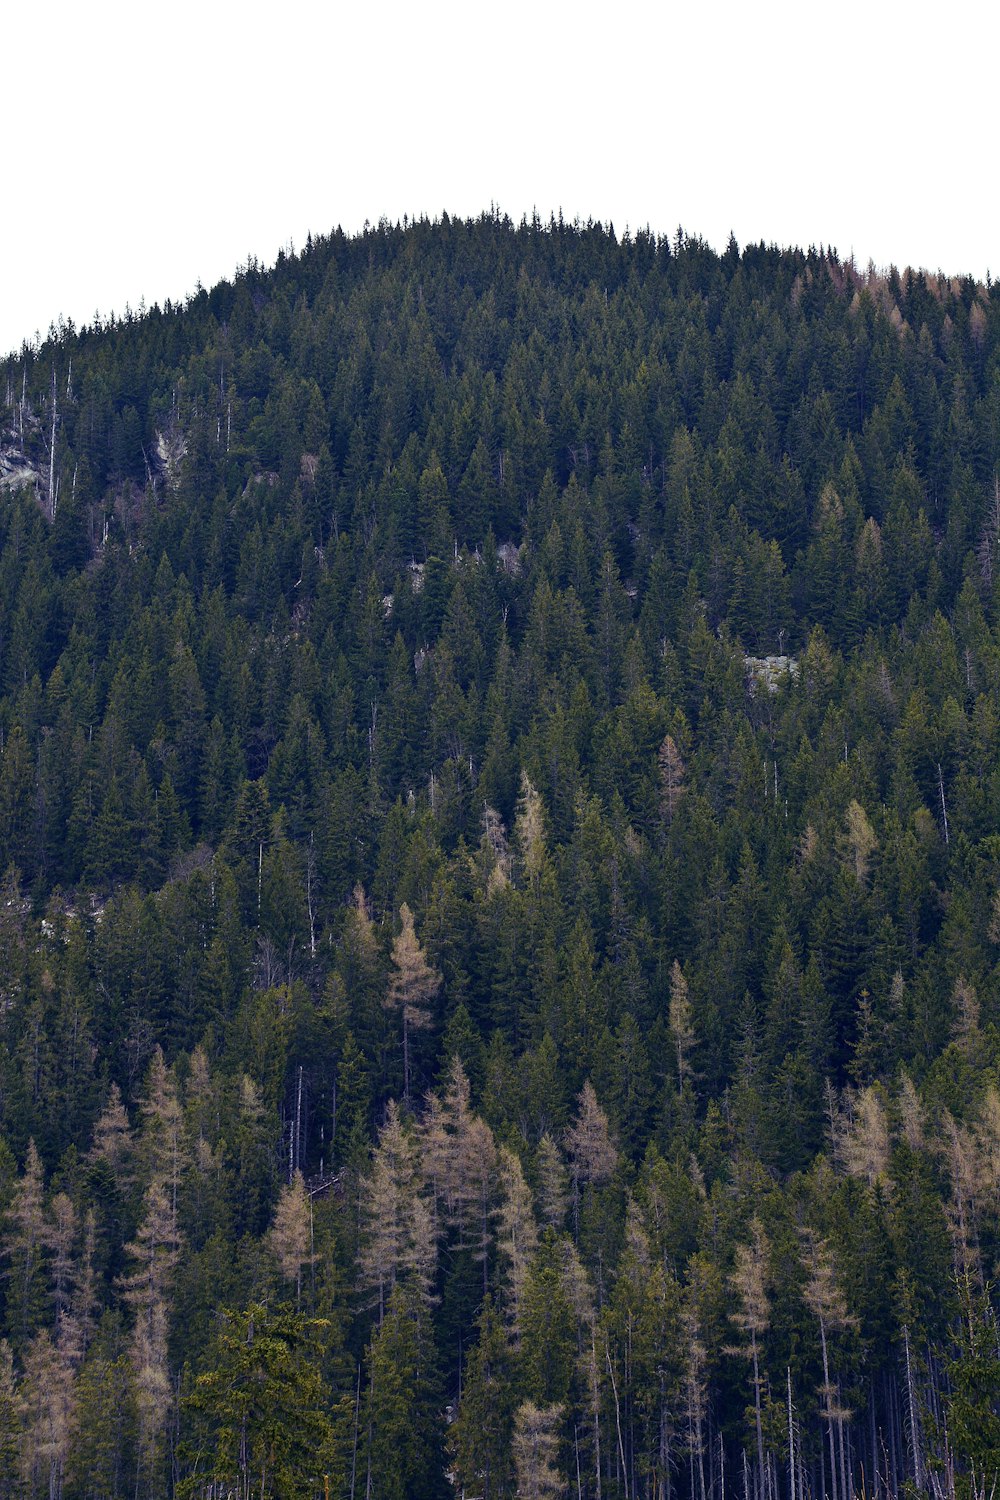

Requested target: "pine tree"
[
  {"left": 117, "top": 1179, "right": 181, "bottom": 1495},
  {"left": 729, "top": 1217, "right": 771, "bottom": 1500},
  {"left": 512, "top": 1402, "right": 566, "bottom": 1500},
  {"left": 450, "top": 1297, "right": 517, "bottom": 1500},
  {"left": 520, "top": 1234, "right": 577, "bottom": 1408},
  {"left": 385, "top": 903, "right": 442, "bottom": 1106},
  {"left": 2, "top": 1138, "right": 48, "bottom": 1349},
  {"left": 658, "top": 732, "right": 686, "bottom": 827},
  {"left": 495, "top": 1145, "right": 539, "bottom": 1339},
  {"left": 0, "top": 1340, "right": 19, "bottom": 1500},
  {"left": 19, "top": 1329, "right": 76, "bottom": 1500},
  {"left": 668, "top": 960, "right": 698, "bottom": 1091},
  {"left": 363, "top": 1281, "right": 446, "bottom": 1500},
  {"left": 268, "top": 1170, "right": 314, "bottom": 1310},
  {"left": 357, "top": 1100, "right": 435, "bottom": 1320},
  {"left": 179, "top": 1304, "right": 335, "bottom": 1500},
  {"left": 801, "top": 1231, "right": 857, "bottom": 1500},
  {"left": 564, "top": 1080, "right": 617, "bottom": 1237}
]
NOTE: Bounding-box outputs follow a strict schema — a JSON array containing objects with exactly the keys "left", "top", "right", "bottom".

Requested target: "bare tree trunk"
[
  {"left": 294, "top": 1065, "right": 304, "bottom": 1177},
  {"left": 836, "top": 1391, "right": 849, "bottom": 1500},
  {"left": 589, "top": 1331, "right": 603, "bottom": 1500},
  {"left": 752, "top": 1333, "right": 767, "bottom": 1500},
  {"left": 787, "top": 1369, "right": 796, "bottom": 1500},
  {"left": 607, "top": 1345, "right": 629, "bottom": 1500},
  {"left": 403, "top": 1011, "right": 410, "bottom": 1107},
  {"left": 937, "top": 764, "right": 949, "bottom": 845},
  {"left": 819, "top": 1316, "right": 839, "bottom": 1500},
  {"left": 307, "top": 833, "right": 318, "bottom": 959},
  {"left": 903, "top": 1325, "right": 923, "bottom": 1493}
]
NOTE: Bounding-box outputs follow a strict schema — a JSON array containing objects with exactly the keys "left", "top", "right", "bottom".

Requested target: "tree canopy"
[{"left": 0, "top": 211, "right": 999, "bottom": 1498}]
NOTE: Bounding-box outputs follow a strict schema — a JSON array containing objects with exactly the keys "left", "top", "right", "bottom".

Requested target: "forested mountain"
[{"left": 0, "top": 211, "right": 999, "bottom": 1500}]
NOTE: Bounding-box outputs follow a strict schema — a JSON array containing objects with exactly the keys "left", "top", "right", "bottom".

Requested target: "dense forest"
[{"left": 1, "top": 211, "right": 1000, "bottom": 1500}]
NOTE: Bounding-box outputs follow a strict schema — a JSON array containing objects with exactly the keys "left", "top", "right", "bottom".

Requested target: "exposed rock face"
[
  {"left": 745, "top": 654, "right": 799, "bottom": 693},
  {"left": 155, "top": 428, "right": 188, "bottom": 489},
  {"left": 497, "top": 542, "right": 522, "bottom": 575},
  {"left": 0, "top": 446, "right": 40, "bottom": 489}
]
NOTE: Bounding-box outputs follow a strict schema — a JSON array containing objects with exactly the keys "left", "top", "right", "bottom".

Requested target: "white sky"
[{"left": 2, "top": 0, "right": 996, "bottom": 356}]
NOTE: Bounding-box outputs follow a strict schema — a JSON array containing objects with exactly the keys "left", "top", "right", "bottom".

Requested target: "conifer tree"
[
  {"left": 450, "top": 1297, "right": 517, "bottom": 1500},
  {"left": 268, "top": 1170, "right": 313, "bottom": 1310},
  {"left": 2, "top": 1139, "right": 47, "bottom": 1350},
  {"left": 19, "top": 1329, "right": 76, "bottom": 1500},
  {"left": 802, "top": 1231, "right": 857, "bottom": 1500},
  {"left": 88, "top": 1082, "right": 132, "bottom": 1170},
  {"left": 385, "top": 903, "right": 442, "bottom": 1106},
  {"left": 358, "top": 1100, "right": 435, "bottom": 1319},
  {"left": 179, "top": 1304, "right": 335, "bottom": 1500},
  {"left": 118, "top": 1179, "right": 181, "bottom": 1495},
  {"left": 495, "top": 1145, "right": 539, "bottom": 1338},
  {"left": 535, "top": 1135, "right": 569, "bottom": 1231},
  {"left": 512, "top": 1402, "right": 566, "bottom": 1500},
  {"left": 68, "top": 1325, "right": 137, "bottom": 1500},
  {"left": 564, "top": 1080, "right": 618, "bottom": 1237},
  {"left": 728, "top": 1218, "right": 771, "bottom": 1500},
  {"left": 520, "top": 1234, "right": 577, "bottom": 1408},
  {"left": 0, "top": 1339, "right": 19, "bottom": 1499},
  {"left": 658, "top": 733, "right": 686, "bottom": 827},
  {"left": 668, "top": 960, "right": 698, "bottom": 1091},
  {"left": 363, "top": 1281, "right": 446, "bottom": 1500}
]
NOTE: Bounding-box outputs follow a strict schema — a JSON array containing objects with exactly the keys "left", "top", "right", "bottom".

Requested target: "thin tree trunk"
[
  {"left": 294, "top": 1065, "right": 303, "bottom": 1177},
  {"left": 903, "top": 1325, "right": 923, "bottom": 1492},
  {"left": 937, "top": 764, "right": 950, "bottom": 845},
  {"left": 787, "top": 1368, "right": 796, "bottom": 1500},
  {"left": 608, "top": 1347, "right": 629, "bottom": 1500},
  {"left": 836, "top": 1396, "right": 849, "bottom": 1500},
  {"left": 590, "top": 1330, "right": 602, "bottom": 1500},
  {"left": 696, "top": 1384, "right": 707, "bottom": 1500},
  {"left": 403, "top": 1011, "right": 410, "bottom": 1106},
  {"left": 818, "top": 1316, "right": 838, "bottom": 1500},
  {"left": 752, "top": 1333, "right": 766, "bottom": 1500}
]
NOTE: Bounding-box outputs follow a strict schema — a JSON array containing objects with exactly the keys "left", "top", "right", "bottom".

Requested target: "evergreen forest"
[{"left": 2, "top": 211, "right": 1000, "bottom": 1500}]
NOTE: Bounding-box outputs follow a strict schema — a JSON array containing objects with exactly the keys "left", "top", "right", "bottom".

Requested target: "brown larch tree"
[
  {"left": 495, "top": 1145, "right": 539, "bottom": 1339},
  {"left": 358, "top": 1099, "right": 436, "bottom": 1320},
  {"left": 801, "top": 1231, "right": 857, "bottom": 1500},
  {"left": 728, "top": 1218, "right": 771, "bottom": 1500},
  {"left": 512, "top": 1401, "right": 566, "bottom": 1499},
  {"left": 385, "top": 903, "right": 441, "bottom": 1106},
  {"left": 658, "top": 733, "right": 686, "bottom": 826},
  {"left": 268, "top": 1169, "right": 314, "bottom": 1309},
  {"left": 564, "top": 1081, "right": 618, "bottom": 1237},
  {"left": 2, "top": 1139, "right": 47, "bottom": 1350}
]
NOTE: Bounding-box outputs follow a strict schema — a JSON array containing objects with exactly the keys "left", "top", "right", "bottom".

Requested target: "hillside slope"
[{"left": 0, "top": 214, "right": 999, "bottom": 1498}]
